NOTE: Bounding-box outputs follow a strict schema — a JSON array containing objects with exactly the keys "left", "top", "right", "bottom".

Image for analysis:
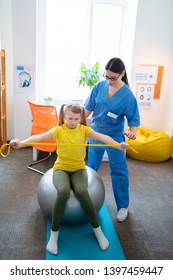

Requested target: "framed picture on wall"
[
  {"left": 136, "top": 84, "right": 155, "bottom": 108},
  {"left": 14, "top": 65, "right": 34, "bottom": 93}
]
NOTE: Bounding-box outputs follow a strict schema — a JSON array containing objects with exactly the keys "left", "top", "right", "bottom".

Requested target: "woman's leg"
[
  {"left": 71, "top": 170, "right": 109, "bottom": 250},
  {"left": 87, "top": 140, "right": 105, "bottom": 171},
  {"left": 46, "top": 170, "right": 71, "bottom": 255},
  {"left": 89, "top": 134, "right": 129, "bottom": 210},
  {"left": 106, "top": 147, "right": 129, "bottom": 210}
]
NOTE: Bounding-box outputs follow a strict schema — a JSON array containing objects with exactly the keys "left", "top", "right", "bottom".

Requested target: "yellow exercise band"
[
  {"left": 0, "top": 142, "right": 138, "bottom": 158},
  {"left": 0, "top": 144, "right": 11, "bottom": 158}
]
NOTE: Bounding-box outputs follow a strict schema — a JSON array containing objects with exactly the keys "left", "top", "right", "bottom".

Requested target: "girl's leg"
[
  {"left": 46, "top": 230, "right": 59, "bottom": 255},
  {"left": 71, "top": 170, "right": 99, "bottom": 227},
  {"left": 46, "top": 170, "right": 71, "bottom": 255},
  {"left": 52, "top": 170, "right": 71, "bottom": 230},
  {"left": 71, "top": 170, "right": 109, "bottom": 250}
]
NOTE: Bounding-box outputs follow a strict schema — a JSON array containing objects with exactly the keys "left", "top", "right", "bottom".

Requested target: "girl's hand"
[
  {"left": 119, "top": 142, "right": 129, "bottom": 152},
  {"left": 10, "top": 139, "right": 20, "bottom": 149}
]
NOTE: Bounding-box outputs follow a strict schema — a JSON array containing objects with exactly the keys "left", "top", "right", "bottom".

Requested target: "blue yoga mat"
[{"left": 46, "top": 203, "right": 125, "bottom": 260}]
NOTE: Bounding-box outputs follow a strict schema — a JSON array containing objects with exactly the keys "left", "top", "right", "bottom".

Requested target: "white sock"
[
  {"left": 46, "top": 230, "right": 59, "bottom": 255},
  {"left": 93, "top": 226, "right": 109, "bottom": 251}
]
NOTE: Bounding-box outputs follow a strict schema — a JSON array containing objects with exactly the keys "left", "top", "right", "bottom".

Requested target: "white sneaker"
[{"left": 117, "top": 208, "right": 128, "bottom": 222}]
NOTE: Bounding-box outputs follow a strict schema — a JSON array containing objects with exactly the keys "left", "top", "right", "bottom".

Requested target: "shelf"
[{"left": 0, "top": 49, "right": 7, "bottom": 147}]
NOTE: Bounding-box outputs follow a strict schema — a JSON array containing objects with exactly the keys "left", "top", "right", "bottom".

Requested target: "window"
[{"left": 36, "top": 0, "right": 138, "bottom": 104}]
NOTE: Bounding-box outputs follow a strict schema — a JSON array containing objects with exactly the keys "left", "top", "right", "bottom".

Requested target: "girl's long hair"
[{"left": 58, "top": 102, "right": 87, "bottom": 126}]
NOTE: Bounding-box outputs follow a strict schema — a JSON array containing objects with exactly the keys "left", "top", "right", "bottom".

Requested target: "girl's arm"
[
  {"left": 10, "top": 131, "right": 53, "bottom": 149},
  {"left": 88, "top": 130, "right": 129, "bottom": 152}
]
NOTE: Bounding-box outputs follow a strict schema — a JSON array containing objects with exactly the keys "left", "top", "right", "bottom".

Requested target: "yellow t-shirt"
[{"left": 49, "top": 123, "right": 93, "bottom": 171}]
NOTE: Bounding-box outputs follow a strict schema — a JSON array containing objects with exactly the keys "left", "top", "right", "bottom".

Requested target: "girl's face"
[{"left": 64, "top": 110, "right": 81, "bottom": 129}]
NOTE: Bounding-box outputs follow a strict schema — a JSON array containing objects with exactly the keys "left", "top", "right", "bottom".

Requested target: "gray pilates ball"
[{"left": 37, "top": 166, "right": 105, "bottom": 224}]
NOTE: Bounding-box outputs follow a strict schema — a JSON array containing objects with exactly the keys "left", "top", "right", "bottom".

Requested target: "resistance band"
[{"left": 0, "top": 142, "right": 138, "bottom": 158}]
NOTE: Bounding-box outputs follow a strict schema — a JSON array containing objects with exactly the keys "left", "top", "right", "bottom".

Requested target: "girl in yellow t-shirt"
[{"left": 10, "top": 102, "right": 129, "bottom": 255}]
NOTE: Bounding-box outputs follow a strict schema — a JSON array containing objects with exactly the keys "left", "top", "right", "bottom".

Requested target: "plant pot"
[{"left": 44, "top": 100, "right": 52, "bottom": 105}]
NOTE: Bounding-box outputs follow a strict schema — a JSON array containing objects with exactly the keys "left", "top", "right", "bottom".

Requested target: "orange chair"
[{"left": 27, "top": 101, "right": 58, "bottom": 175}]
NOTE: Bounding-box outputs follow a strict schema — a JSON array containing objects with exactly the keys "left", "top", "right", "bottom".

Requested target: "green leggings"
[{"left": 52, "top": 169, "right": 100, "bottom": 231}]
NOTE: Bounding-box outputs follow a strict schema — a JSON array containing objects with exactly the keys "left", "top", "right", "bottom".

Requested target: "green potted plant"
[
  {"left": 44, "top": 96, "right": 53, "bottom": 105},
  {"left": 77, "top": 61, "right": 101, "bottom": 89}
]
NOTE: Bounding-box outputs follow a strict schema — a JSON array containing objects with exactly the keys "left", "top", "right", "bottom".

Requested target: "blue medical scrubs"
[{"left": 84, "top": 81, "right": 140, "bottom": 209}]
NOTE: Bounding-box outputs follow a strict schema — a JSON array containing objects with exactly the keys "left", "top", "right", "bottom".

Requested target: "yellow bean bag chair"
[{"left": 127, "top": 126, "right": 172, "bottom": 162}]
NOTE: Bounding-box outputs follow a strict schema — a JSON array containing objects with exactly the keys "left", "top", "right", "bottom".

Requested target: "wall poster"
[{"left": 15, "top": 65, "right": 34, "bottom": 93}]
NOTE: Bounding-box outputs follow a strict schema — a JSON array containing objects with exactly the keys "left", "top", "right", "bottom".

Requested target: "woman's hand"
[
  {"left": 124, "top": 126, "right": 138, "bottom": 140},
  {"left": 123, "top": 131, "right": 136, "bottom": 140},
  {"left": 10, "top": 139, "right": 21, "bottom": 149}
]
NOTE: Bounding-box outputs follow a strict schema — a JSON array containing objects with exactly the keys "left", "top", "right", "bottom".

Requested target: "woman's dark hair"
[{"left": 105, "top": 57, "right": 129, "bottom": 86}]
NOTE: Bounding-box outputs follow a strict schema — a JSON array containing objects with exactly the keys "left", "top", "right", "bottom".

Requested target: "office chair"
[{"left": 27, "top": 101, "right": 58, "bottom": 175}]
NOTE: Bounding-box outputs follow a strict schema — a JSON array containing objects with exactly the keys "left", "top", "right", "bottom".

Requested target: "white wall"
[
  {"left": 0, "top": 0, "right": 14, "bottom": 139},
  {"left": 131, "top": 0, "right": 173, "bottom": 135},
  {"left": 12, "top": 0, "right": 36, "bottom": 139},
  {"left": 0, "top": 0, "right": 36, "bottom": 140},
  {"left": 1, "top": 0, "right": 173, "bottom": 140}
]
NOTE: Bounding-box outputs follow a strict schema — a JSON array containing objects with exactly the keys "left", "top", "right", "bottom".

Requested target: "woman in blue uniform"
[{"left": 84, "top": 57, "right": 140, "bottom": 222}]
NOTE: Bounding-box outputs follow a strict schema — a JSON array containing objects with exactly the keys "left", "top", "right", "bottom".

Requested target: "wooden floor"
[{"left": 0, "top": 147, "right": 173, "bottom": 260}]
